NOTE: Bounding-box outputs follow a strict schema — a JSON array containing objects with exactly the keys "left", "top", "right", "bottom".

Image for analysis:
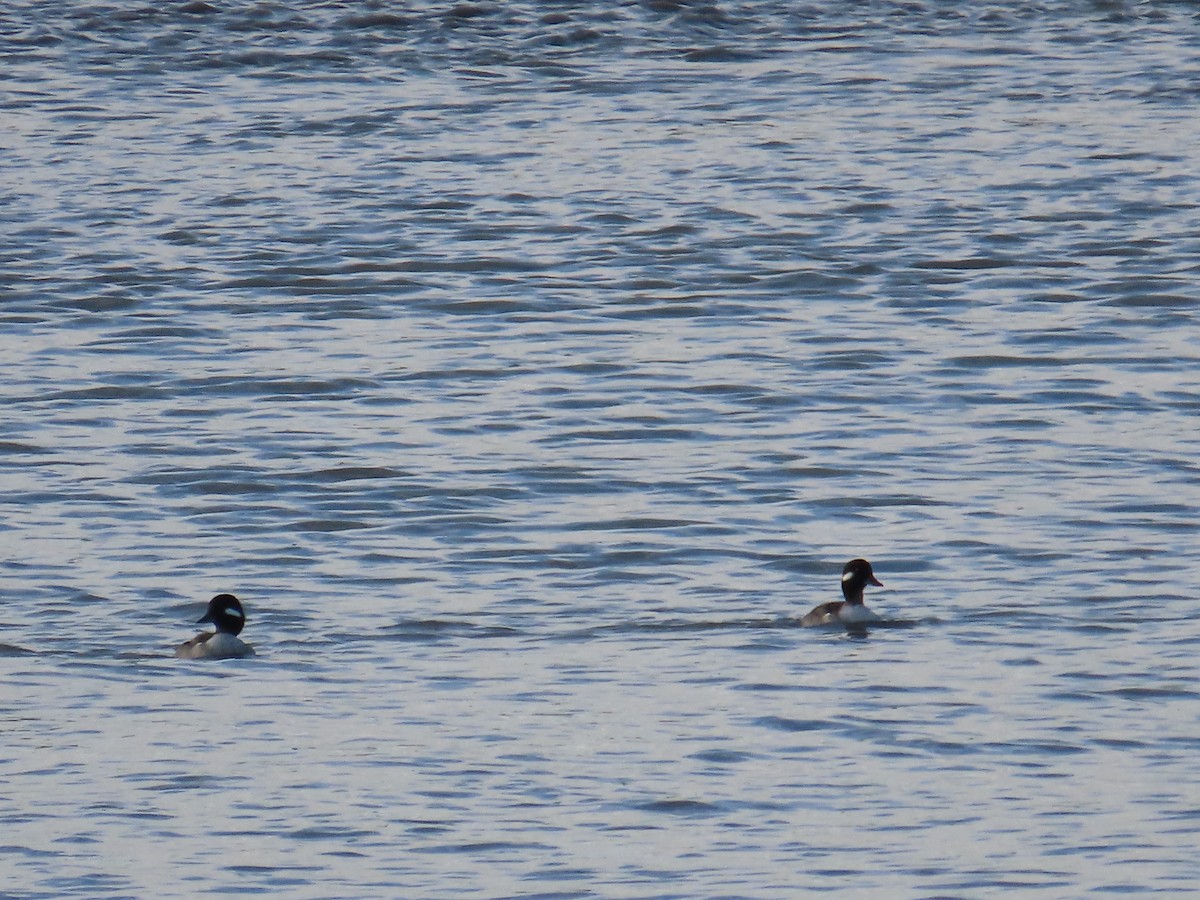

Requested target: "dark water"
[{"left": 3, "top": 2, "right": 1200, "bottom": 897}]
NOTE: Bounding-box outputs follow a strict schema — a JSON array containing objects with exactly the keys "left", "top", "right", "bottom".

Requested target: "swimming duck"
[
  {"left": 801, "top": 559, "right": 883, "bottom": 627},
  {"left": 175, "top": 593, "right": 255, "bottom": 659}
]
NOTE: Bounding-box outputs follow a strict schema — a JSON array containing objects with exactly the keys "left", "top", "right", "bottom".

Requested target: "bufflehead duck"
[
  {"left": 800, "top": 559, "right": 883, "bottom": 627},
  {"left": 175, "top": 593, "right": 255, "bottom": 659}
]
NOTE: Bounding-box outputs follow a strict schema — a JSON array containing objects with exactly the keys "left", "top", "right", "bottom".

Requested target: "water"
[{"left": 3, "top": 2, "right": 1200, "bottom": 896}]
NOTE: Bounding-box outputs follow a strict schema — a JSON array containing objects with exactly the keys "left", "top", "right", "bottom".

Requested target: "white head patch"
[
  {"left": 225, "top": 607, "right": 244, "bottom": 619},
  {"left": 842, "top": 571, "right": 855, "bottom": 583}
]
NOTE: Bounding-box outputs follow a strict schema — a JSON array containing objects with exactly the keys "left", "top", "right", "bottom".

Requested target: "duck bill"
[{"left": 869, "top": 576, "right": 883, "bottom": 587}]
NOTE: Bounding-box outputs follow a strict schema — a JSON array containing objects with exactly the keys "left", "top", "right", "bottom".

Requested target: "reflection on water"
[{"left": 2, "top": 2, "right": 1200, "bottom": 897}]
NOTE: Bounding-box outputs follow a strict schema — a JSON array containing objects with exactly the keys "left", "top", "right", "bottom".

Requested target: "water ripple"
[{"left": 3, "top": 2, "right": 1200, "bottom": 897}]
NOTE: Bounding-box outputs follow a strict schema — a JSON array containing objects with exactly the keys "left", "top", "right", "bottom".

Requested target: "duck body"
[
  {"left": 801, "top": 559, "right": 883, "bottom": 628},
  {"left": 176, "top": 593, "right": 255, "bottom": 660}
]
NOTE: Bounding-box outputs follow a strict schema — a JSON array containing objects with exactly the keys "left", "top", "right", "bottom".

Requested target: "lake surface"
[{"left": 3, "top": 2, "right": 1199, "bottom": 897}]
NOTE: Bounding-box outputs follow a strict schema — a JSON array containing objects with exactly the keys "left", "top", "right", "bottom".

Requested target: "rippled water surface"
[{"left": 3, "top": 2, "right": 1200, "bottom": 897}]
